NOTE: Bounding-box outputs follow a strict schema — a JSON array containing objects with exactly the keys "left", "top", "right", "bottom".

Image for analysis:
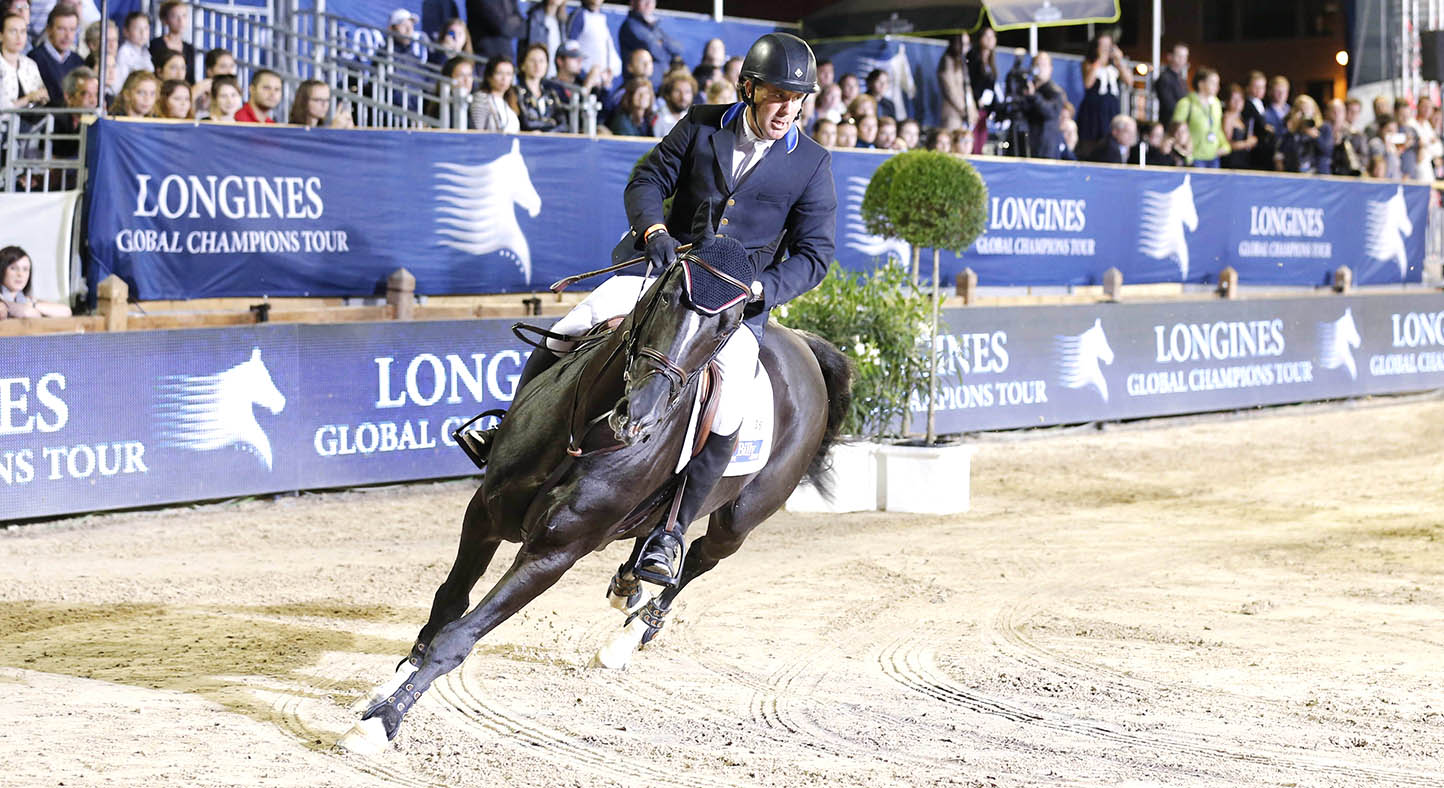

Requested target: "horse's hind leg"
[{"left": 350, "top": 489, "right": 500, "bottom": 714}]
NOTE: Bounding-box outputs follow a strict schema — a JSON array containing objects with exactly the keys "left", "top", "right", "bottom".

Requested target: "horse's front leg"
[{"left": 338, "top": 536, "right": 594, "bottom": 752}]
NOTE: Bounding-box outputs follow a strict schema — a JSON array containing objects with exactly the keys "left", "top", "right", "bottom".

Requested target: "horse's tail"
[{"left": 798, "top": 330, "right": 854, "bottom": 502}]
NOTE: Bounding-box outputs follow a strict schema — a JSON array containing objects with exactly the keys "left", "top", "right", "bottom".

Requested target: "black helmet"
[{"left": 738, "top": 32, "right": 819, "bottom": 96}]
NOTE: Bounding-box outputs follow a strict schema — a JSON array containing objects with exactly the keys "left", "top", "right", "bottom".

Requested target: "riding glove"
[{"left": 645, "top": 229, "right": 680, "bottom": 268}]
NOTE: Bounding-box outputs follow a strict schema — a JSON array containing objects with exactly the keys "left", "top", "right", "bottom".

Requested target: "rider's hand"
[{"left": 645, "top": 229, "right": 680, "bottom": 268}]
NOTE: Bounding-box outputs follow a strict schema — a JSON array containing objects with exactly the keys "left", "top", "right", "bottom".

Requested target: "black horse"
[{"left": 339, "top": 256, "right": 851, "bottom": 753}]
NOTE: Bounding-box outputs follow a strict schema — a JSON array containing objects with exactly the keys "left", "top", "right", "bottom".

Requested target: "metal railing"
[{"left": 1, "top": 107, "right": 93, "bottom": 192}]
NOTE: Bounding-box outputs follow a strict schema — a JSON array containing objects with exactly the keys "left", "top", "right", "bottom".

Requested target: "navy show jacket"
[{"left": 620, "top": 102, "right": 837, "bottom": 334}]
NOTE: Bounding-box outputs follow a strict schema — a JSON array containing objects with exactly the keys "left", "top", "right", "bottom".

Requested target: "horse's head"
[
  {"left": 1176, "top": 175, "right": 1199, "bottom": 233},
  {"left": 1337, "top": 308, "right": 1362, "bottom": 350},
  {"left": 504, "top": 138, "right": 542, "bottom": 218},
  {"left": 240, "top": 347, "right": 286, "bottom": 415},
  {"left": 609, "top": 238, "right": 754, "bottom": 445},
  {"left": 1084, "top": 318, "right": 1115, "bottom": 367},
  {"left": 1392, "top": 186, "right": 1414, "bottom": 238}
]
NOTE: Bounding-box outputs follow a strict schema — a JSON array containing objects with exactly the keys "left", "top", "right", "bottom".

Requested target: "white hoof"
[
  {"left": 593, "top": 618, "right": 648, "bottom": 670},
  {"left": 349, "top": 662, "right": 413, "bottom": 714},
  {"left": 608, "top": 585, "right": 652, "bottom": 614},
  {"left": 336, "top": 717, "right": 390, "bottom": 756}
]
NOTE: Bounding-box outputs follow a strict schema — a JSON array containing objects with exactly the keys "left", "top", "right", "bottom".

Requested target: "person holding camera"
[
  {"left": 1280, "top": 94, "right": 1332, "bottom": 174},
  {"left": 1171, "top": 67, "right": 1226, "bottom": 168},
  {"left": 1018, "top": 51, "right": 1066, "bottom": 159}
]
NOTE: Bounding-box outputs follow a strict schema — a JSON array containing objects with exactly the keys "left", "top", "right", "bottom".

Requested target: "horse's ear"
[
  {"left": 511, "top": 138, "right": 521, "bottom": 155},
  {"left": 251, "top": 347, "right": 262, "bottom": 362}
]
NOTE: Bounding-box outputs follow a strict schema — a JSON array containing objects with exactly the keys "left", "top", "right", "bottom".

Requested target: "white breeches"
[{"left": 547, "top": 275, "right": 758, "bottom": 436}]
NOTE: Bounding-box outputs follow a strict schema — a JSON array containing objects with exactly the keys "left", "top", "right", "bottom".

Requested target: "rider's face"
[{"left": 749, "top": 81, "right": 805, "bottom": 141}]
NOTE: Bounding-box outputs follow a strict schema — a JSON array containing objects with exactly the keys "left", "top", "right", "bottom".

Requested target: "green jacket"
[{"left": 1172, "top": 93, "right": 1228, "bottom": 163}]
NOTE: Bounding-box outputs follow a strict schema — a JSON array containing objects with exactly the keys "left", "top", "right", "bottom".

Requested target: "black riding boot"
[
  {"left": 634, "top": 429, "right": 739, "bottom": 588},
  {"left": 454, "top": 348, "right": 558, "bottom": 469}
]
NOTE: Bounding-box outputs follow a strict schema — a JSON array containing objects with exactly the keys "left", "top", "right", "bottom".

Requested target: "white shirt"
[
  {"left": 731, "top": 110, "right": 776, "bottom": 181},
  {"left": 543, "top": 16, "right": 560, "bottom": 78},
  {"left": 575, "top": 10, "right": 620, "bottom": 82},
  {"left": 114, "top": 41, "right": 152, "bottom": 89}
]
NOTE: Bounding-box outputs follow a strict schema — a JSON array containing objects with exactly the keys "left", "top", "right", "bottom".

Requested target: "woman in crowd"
[
  {"left": 203, "top": 73, "right": 242, "bottom": 121},
  {"left": 191, "top": 48, "right": 235, "bottom": 117},
  {"left": 938, "top": 32, "right": 975, "bottom": 134},
  {"left": 514, "top": 43, "right": 559, "bottom": 132},
  {"left": 811, "top": 82, "right": 843, "bottom": 127},
  {"left": 288, "top": 79, "right": 352, "bottom": 128},
  {"left": 470, "top": 55, "right": 520, "bottom": 133},
  {"left": 837, "top": 72, "right": 860, "bottom": 106},
  {"left": 811, "top": 117, "right": 837, "bottom": 148},
  {"left": 606, "top": 76, "right": 653, "bottom": 137},
  {"left": 0, "top": 12, "right": 46, "bottom": 111},
  {"left": 1280, "top": 94, "right": 1330, "bottom": 174},
  {"left": 437, "top": 54, "right": 475, "bottom": 123},
  {"left": 964, "top": 26, "right": 996, "bottom": 153},
  {"left": 1076, "top": 32, "right": 1125, "bottom": 152},
  {"left": 1412, "top": 97, "right": 1440, "bottom": 180},
  {"left": 923, "top": 126, "right": 952, "bottom": 153},
  {"left": 1221, "top": 84, "right": 1257, "bottom": 169},
  {"left": 149, "top": 0, "right": 195, "bottom": 81},
  {"left": 692, "top": 37, "right": 724, "bottom": 85},
  {"left": 834, "top": 117, "right": 857, "bottom": 148},
  {"left": 156, "top": 50, "right": 187, "bottom": 83},
  {"left": 521, "top": 0, "right": 563, "bottom": 76},
  {"left": 159, "top": 78, "right": 192, "bottom": 118},
  {"left": 0, "top": 246, "right": 71, "bottom": 318},
  {"left": 1164, "top": 120, "right": 1192, "bottom": 166},
  {"left": 1138, "top": 121, "right": 1174, "bottom": 166},
  {"left": 845, "top": 93, "right": 876, "bottom": 122},
  {"left": 431, "top": 17, "right": 472, "bottom": 67},
  {"left": 112, "top": 70, "right": 159, "bottom": 117}
]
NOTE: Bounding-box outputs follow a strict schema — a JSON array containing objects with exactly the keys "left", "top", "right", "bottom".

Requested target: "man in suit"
[
  {"left": 1153, "top": 42, "right": 1188, "bottom": 126},
  {"left": 456, "top": 33, "right": 835, "bottom": 588},
  {"left": 1094, "top": 113, "right": 1139, "bottom": 164},
  {"left": 27, "top": 4, "right": 82, "bottom": 108},
  {"left": 1020, "top": 52, "right": 1066, "bottom": 159}
]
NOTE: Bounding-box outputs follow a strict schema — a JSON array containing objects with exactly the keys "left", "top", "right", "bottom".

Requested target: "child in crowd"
[{"left": 114, "top": 12, "right": 151, "bottom": 87}]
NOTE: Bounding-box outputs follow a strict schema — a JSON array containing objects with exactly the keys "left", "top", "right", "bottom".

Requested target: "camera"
[{"left": 1302, "top": 117, "right": 1316, "bottom": 129}]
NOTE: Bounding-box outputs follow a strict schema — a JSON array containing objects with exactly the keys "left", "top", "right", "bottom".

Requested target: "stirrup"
[
  {"left": 452, "top": 408, "right": 508, "bottom": 470},
  {"left": 633, "top": 528, "right": 684, "bottom": 588}
]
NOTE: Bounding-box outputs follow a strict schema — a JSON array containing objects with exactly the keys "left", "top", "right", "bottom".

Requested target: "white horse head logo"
[
  {"left": 434, "top": 138, "right": 542, "bottom": 284},
  {"left": 1054, "top": 318, "right": 1115, "bottom": 401},
  {"left": 843, "top": 175, "right": 911, "bottom": 266},
  {"left": 157, "top": 347, "right": 286, "bottom": 470},
  {"left": 1365, "top": 186, "right": 1414, "bottom": 280},
  {"left": 1317, "top": 308, "right": 1362, "bottom": 380},
  {"left": 1138, "top": 174, "right": 1199, "bottom": 280}
]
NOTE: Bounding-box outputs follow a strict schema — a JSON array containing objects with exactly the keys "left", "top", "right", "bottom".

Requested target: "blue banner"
[
  {"left": 84, "top": 119, "right": 1430, "bottom": 301},
  {"left": 4, "top": 291, "right": 1443, "bottom": 520}
]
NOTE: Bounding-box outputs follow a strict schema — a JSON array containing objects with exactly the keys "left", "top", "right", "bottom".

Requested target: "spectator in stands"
[
  {"left": 937, "top": 32, "right": 975, "bottom": 133},
  {"left": 606, "top": 45, "right": 651, "bottom": 116},
  {"left": 545, "top": 39, "right": 604, "bottom": 131},
  {"left": 606, "top": 75, "right": 652, "bottom": 136},
  {"left": 1137, "top": 121, "right": 1173, "bottom": 165},
  {"left": 1076, "top": 32, "right": 1125, "bottom": 154},
  {"left": 692, "top": 37, "right": 723, "bottom": 86},
  {"left": 845, "top": 93, "right": 875, "bottom": 121},
  {"left": 470, "top": 55, "right": 519, "bottom": 132},
  {"left": 1, "top": 11, "right": 47, "bottom": 110},
  {"left": 234, "top": 68, "right": 280, "bottom": 123},
  {"left": 149, "top": 1, "right": 194, "bottom": 82},
  {"left": 1328, "top": 98, "right": 1363, "bottom": 176},
  {"left": 1394, "top": 97, "right": 1422, "bottom": 179},
  {"left": 191, "top": 47, "right": 234, "bottom": 117},
  {"left": 652, "top": 69, "right": 693, "bottom": 136},
  {"left": 440, "top": 53, "right": 474, "bottom": 103},
  {"left": 111, "top": 69, "right": 157, "bottom": 117},
  {"left": 922, "top": 125, "right": 950, "bottom": 152},
  {"left": 810, "top": 117, "right": 836, "bottom": 147},
  {"left": 834, "top": 116, "right": 857, "bottom": 148},
  {"left": 1280, "top": 94, "right": 1330, "bottom": 174},
  {"left": 466, "top": 0, "right": 523, "bottom": 61},
  {"left": 964, "top": 26, "right": 997, "bottom": 154},
  {"left": 1165, "top": 120, "right": 1192, "bottom": 166},
  {"left": 1154, "top": 42, "right": 1187, "bottom": 125},
  {"left": 815, "top": 57, "right": 833, "bottom": 89},
  {"left": 854, "top": 112, "right": 877, "bottom": 148},
  {"left": 521, "top": 0, "right": 564, "bottom": 76},
  {"left": 1414, "top": 97, "right": 1440, "bottom": 180},
  {"left": 619, "top": 0, "right": 679, "bottom": 87},
  {"left": 1368, "top": 114, "right": 1403, "bottom": 179},
  {"left": 1094, "top": 113, "right": 1137, "bottom": 164},
  {"left": 202, "top": 73, "right": 240, "bottom": 120},
  {"left": 288, "top": 79, "right": 352, "bottom": 128},
  {"left": 865, "top": 68, "right": 894, "bottom": 119},
  {"left": 1240, "top": 70, "right": 1273, "bottom": 169},
  {"left": 1059, "top": 118, "right": 1077, "bottom": 159},
  {"left": 1020, "top": 51, "right": 1065, "bottom": 159},
  {"left": 1221, "top": 84, "right": 1256, "bottom": 169},
  {"left": 429, "top": 18, "right": 472, "bottom": 67},
  {"left": 49, "top": 64, "right": 93, "bottom": 157},
  {"left": 1262, "top": 75, "right": 1289, "bottom": 139},
  {"left": 2, "top": 0, "right": 29, "bottom": 53},
  {"left": 837, "top": 71, "right": 858, "bottom": 107},
  {"left": 722, "top": 55, "right": 741, "bottom": 87},
  {"left": 156, "top": 49, "right": 186, "bottom": 83},
  {"left": 1171, "top": 66, "right": 1223, "bottom": 168},
  {"left": 384, "top": 8, "right": 426, "bottom": 67},
  {"left": 898, "top": 118, "right": 920, "bottom": 150},
  {"left": 515, "top": 43, "right": 559, "bottom": 131},
  {"left": 812, "top": 81, "right": 842, "bottom": 126},
  {"left": 703, "top": 78, "right": 733, "bottom": 105},
  {"left": 567, "top": 0, "right": 618, "bottom": 89},
  {"left": 421, "top": 0, "right": 463, "bottom": 43},
  {"left": 876, "top": 115, "right": 897, "bottom": 150},
  {"left": 159, "top": 77, "right": 190, "bottom": 118},
  {"left": 0, "top": 246, "right": 70, "bottom": 317},
  {"left": 27, "top": 5, "right": 81, "bottom": 107},
  {"left": 113, "top": 11, "right": 148, "bottom": 88}
]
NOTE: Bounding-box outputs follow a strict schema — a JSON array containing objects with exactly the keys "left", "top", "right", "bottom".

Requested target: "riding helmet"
[{"left": 738, "top": 32, "right": 820, "bottom": 97}]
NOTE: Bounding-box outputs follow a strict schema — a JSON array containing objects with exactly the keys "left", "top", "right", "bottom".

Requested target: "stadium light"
[
  {"left": 1135, "top": 63, "right": 1150, "bottom": 75},
  {"left": 1336, "top": 50, "right": 1349, "bottom": 66}
]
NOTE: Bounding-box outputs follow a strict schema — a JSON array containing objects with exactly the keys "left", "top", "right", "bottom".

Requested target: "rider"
[{"left": 457, "top": 31, "right": 837, "bottom": 586}]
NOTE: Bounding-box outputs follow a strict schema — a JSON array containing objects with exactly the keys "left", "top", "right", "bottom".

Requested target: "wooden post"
[
  {"left": 1102, "top": 267, "right": 1124, "bottom": 301},
  {"left": 1218, "top": 266, "right": 1239, "bottom": 300},
  {"left": 1333, "top": 265, "right": 1353, "bottom": 293},
  {"left": 387, "top": 268, "right": 415, "bottom": 320},
  {"left": 955, "top": 267, "right": 978, "bottom": 304},
  {"left": 96, "top": 274, "right": 128, "bottom": 332}
]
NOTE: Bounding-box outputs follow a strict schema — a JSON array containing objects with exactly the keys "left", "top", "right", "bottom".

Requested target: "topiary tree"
[
  {"left": 879, "top": 150, "right": 989, "bottom": 443},
  {"left": 859, "top": 153, "right": 918, "bottom": 282}
]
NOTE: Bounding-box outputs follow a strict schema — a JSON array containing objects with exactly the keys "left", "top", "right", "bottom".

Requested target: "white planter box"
[
  {"left": 875, "top": 442, "right": 976, "bottom": 514},
  {"left": 785, "top": 441, "right": 880, "bottom": 513}
]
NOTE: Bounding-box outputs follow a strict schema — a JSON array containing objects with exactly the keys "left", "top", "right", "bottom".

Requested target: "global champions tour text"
[
  {"left": 120, "top": 174, "right": 351, "bottom": 255},
  {"left": 0, "top": 374, "right": 149, "bottom": 486}
]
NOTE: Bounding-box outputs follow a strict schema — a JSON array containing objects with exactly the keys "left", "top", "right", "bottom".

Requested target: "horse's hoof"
[
  {"left": 349, "top": 663, "right": 414, "bottom": 714},
  {"left": 592, "top": 617, "right": 648, "bottom": 670},
  {"left": 336, "top": 718, "right": 390, "bottom": 756}
]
